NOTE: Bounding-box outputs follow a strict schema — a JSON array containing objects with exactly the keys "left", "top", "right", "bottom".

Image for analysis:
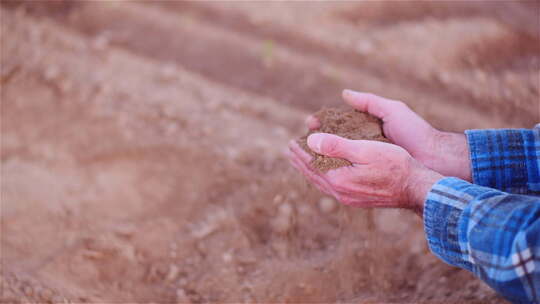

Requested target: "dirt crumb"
[{"left": 297, "top": 107, "right": 389, "bottom": 172}]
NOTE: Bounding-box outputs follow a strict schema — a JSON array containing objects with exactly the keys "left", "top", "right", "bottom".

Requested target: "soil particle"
[
  {"left": 272, "top": 203, "right": 294, "bottom": 234},
  {"left": 91, "top": 35, "right": 110, "bottom": 52},
  {"left": 175, "top": 288, "right": 191, "bottom": 303},
  {"left": 318, "top": 197, "right": 336, "bottom": 213},
  {"left": 43, "top": 65, "right": 60, "bottom": 81},
  {"left": 165, "top": 264, "right": 180, "bottom": 282},
  {"left": 297, "top": 107, "right": 389, "bottom": 172}
]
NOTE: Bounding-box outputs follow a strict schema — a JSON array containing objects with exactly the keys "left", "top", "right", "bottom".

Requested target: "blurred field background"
[{"left": 1, "top": 1, "right": 539, "bottom": 303}]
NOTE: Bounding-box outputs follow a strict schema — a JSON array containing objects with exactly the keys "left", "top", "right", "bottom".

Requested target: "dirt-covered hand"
[
  {"left": 307, "top": 90, "right": 471, "bottom": 181},
  {"left": 288, "top": 133, "right": 443, "bottom": 214}
]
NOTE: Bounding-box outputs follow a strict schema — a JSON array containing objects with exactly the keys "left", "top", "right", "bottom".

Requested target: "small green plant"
[{"left": 261, "top": 39, "right": 275, "bottom": 68}]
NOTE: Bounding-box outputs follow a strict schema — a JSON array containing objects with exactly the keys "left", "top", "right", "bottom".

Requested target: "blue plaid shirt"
[{"left": 424, "top": 125, "right": 540, "bottom": 303}]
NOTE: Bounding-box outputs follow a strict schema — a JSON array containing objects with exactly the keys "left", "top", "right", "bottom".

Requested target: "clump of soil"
[{"left": 298, "top": 107, "right": 389, "bottom": 172}]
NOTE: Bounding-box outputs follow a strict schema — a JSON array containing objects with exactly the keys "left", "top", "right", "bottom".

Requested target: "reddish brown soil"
[
  {"left": 1, "top": 1, "right": 538, "bottom": 303},
  {"left": 298, "top": 108, "right": 388, "bottom": 172}
]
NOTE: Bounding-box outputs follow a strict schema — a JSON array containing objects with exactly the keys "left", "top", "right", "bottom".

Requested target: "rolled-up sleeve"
[{"left": 465, "top": 125, "right": 540, "bottom": 195}]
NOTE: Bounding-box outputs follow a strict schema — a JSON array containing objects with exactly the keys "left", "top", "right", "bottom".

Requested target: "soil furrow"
[
  {"left": 146, "top": 1, "right": 540, "bottom": 127},
  {"left": 1, "top": 2, "right": 533, "bottom": 303},
  {"left": 5, "top": 2, "right": 537, "bottom": 130}
]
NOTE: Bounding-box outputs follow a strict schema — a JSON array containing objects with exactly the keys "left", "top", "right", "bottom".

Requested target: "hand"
[
  {"left": 307, "top": 90, "right": 472, "bottom": 181},
  {"left": 288, "top": 133, "right": 443, "bottom": 215}
]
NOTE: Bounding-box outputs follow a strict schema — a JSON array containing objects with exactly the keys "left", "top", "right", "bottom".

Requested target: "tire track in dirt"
[{"left": 5, "top": 2, "right": 536, "bottom": 130}]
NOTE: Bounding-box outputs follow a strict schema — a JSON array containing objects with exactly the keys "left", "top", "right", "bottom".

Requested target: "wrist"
[
  {"left": 405, "top": 161, "right": 443, "bottom": 216},
  {"left": 423, "top": 131, "right": 472, "bottom": 182}
]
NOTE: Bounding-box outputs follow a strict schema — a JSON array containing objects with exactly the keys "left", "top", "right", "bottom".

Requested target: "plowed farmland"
[{"left": 1, "top": 1, "right": 539, "bottom": 303}]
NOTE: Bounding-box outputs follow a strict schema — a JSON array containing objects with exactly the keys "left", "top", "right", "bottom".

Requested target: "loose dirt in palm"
[
  {"left": 1, "top": 1, "right": 538, "bottom": 303},
  {"left": 297, "top": 108, "right": 388, "bottom": 172}
]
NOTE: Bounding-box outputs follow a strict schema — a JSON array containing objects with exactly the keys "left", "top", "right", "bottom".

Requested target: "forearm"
[{"left": 419, "top": 125, "right": 540, "bottom": 195}]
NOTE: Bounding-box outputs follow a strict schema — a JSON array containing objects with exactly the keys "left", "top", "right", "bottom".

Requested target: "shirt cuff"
[
  {"left": 424, "top": 177, "right": 473, "bottom": 271},
  {"left": 465, "top": 128, "right": 538, "bottom": 194}
]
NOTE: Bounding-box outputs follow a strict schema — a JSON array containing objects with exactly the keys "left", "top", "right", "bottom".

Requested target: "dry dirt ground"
[{"left": 1, "top": 1, "right": 539, "bottom": 303}]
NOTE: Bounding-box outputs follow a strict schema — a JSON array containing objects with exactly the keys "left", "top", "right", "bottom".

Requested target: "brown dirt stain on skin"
[{"left": 297, "top": 107, "right": 389, "bottom": 172}]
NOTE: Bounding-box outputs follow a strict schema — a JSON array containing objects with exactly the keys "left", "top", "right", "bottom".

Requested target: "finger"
[
  {"left": 288, "top": 140, "right": 337, "bottom": 194},
  {"left": 290, "top": 157, "right": 334, "bottom": 196},
  {"left": 326, "top": 166, "right": 394, "bottom": 197},
  {"left": 287, "top": 150, "right": 336, "bottom": 196},
  {"left": 307, "top": 133, "right": 392, "bottom": 163},
  {"left": 288, "top": 140, "right": 313, "bottom": 164},
  {"left": 338, "top": 196, "right": 395, "bottom": 208},
  {"left": 305, "top": 115, "right": 321, "bottom": 130},
  {"left": 287, "top": 148, "right": 330, "bottom": 186},
  {"left": 342, "top": 89, "right": 404, "bottom": 120}
]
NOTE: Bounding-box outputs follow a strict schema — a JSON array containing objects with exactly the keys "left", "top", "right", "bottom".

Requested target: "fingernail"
[
  {"left": 342, "top": 89, "right": 358, "bottom": 97},
  {"left": 342, "top": 89, "right": 360, "bottom": 99},
  {"left": 307, "top": 133, "right": 324, "bottom": 154},
  {"left": 287, "top": 140, "right": 297, "bottom": 152},
  {"left": 305, "top": 115, "right": 320, "bottom": 130},
  {"left": 282, "top": 146, "right": 291, "bottom": 156}
]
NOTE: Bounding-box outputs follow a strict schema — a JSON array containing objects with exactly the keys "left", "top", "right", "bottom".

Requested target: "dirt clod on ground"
[{"left": 298, "top": 108, "right": 389, "bottom": 172}]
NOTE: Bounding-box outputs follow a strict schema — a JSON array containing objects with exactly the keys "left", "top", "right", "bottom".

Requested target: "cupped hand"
[
  {"left": 307, "top": 90, "right": 471, "bottom": 181},
  {"left": 288, "top": 133, "right": 442, "bottom": 214}
]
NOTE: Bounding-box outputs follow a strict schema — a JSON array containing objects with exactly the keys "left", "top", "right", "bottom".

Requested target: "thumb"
[
  {"left": 308, "top": 133, "right": 408, "bottom": 164},
  {"left": 307, "top": 133, "right": 380, "bottom": 163}
]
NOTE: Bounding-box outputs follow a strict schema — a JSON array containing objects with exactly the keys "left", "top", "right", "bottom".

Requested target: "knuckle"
[
  {"left": 329, "top": 177, "right": 351, "bottom": 194},
  {"left": 327, "top": 170, "right": 357, "bottom": 194},
  {"left": 339, "top": 196, "right": 355, "bottom": 206},
  {"left": 328, "top": 178, "right": 340, "bottom": 190},
  {"left": 394, "top": 100, "right": 409, "bottom": 109},
  {"left": 320, "top": 187, "right": 333, "bottom": 196},
  {"left": 327, "top": 172, "right": 342, "bottom": 186},
  {"left": 333, "top": 183, "right": 351, "bottom": 194}
]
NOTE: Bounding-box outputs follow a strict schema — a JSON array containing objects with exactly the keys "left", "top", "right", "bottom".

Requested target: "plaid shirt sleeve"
[
  {"left": 424, "top": 179, "right": 540, "bottom": 303},
  {"left": 465, "top": 125, "right": 540, "bottom": 195},
  {"left": 424, "top": 125, "right": 540, "bottom": 303}
]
